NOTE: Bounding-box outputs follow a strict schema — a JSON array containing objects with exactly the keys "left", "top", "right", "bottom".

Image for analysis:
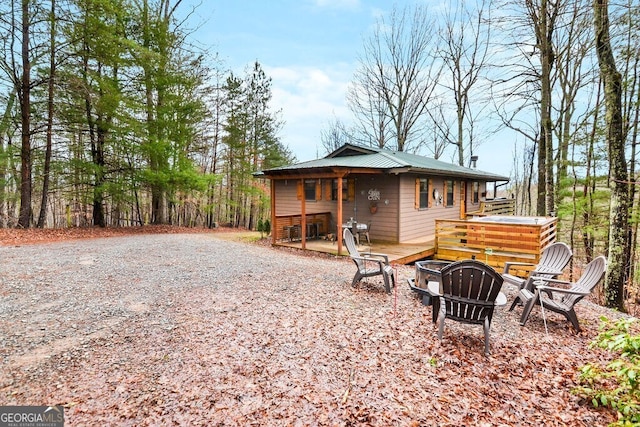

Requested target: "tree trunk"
[
  {"left": 18, "top": 0, "right": 31, "bottom": 228},
  {"left": 536, "top": 0, "right": 556, "bottom": 217},
  {"left": 594, "top": 0, "right": 629, "bottom": 311},
  {"left": 37, "top": 0, "right": 56, "bottom": 228}
]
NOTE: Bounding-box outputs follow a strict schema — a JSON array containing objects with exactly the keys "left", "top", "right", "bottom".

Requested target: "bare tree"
[
  {"left": 346, "top": 79, "right": 393, "bottom": 149},
  {"left": 320, "top": 115, "right": 352, "bottom": 155},
  {"left": 436, "top": 0, "right": 493, "bottom": 166},
  {"left": 492, "top": 0, "right": 566, "bottom": 216},
  {"left": 350, "top": 4, "right": 440, "bottom": 152},
  {"left": 553, "top": 1, "right": 597, "bottom": 186},
  {"left": 424, "top": 101, "right": 456, "bottom": 160},
  {"left": 527, "top": 0, "right": 560, "bottom": 216}
]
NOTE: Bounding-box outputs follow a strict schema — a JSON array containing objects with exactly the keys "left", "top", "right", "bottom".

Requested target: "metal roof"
[{"left": 257, "top": 143, "right": 510, "bottom": 181}]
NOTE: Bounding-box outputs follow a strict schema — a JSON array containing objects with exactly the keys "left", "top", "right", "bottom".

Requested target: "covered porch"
[{"left": 274, "top": 212, "right": 558, "bottom": 272}]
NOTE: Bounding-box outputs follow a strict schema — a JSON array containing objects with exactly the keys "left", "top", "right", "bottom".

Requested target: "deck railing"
[
  {"left": 274, "top": 212, "right": 331, "bottom": 241},
  {"left": 435, "top": 217, "right": 558, "bottom": 275},
  {"left": 467, "top": 198, "right": 516, "bottom": 217}
]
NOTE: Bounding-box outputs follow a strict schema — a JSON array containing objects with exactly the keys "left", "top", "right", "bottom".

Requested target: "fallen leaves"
[{"left": 0, "top": 227, "right": 625, "bottom": 425}]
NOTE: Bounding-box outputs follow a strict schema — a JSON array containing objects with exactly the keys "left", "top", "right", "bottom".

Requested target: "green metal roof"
[{"left": 258, "top": 143, "right": 510, "bottom": 181}]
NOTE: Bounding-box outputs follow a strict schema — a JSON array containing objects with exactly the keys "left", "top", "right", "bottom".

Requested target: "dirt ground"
[{"left": 0, "top": 226, "right": 625, "bottom": 426}]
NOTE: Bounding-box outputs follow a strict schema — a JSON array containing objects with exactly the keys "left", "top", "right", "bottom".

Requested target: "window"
[
  {"left": 331, "top": 178, "right": 351, "bottom": 201},
  {"left": 472, "top": 181, "right": 479, "bottom": 204},
  {"left": 304, "top": 179, "right": 318, "bottom": 201},
  {"left": 418, "top": 178, "right": 429, "bottom": 209},
  {"left": 445, "top": 180, "right": 454, "bottom": 206}
]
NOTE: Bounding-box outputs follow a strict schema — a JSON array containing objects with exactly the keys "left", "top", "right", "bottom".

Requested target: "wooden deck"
[
  {"left": 276, "top": 238, "right": 435, "bottom": 265},
  {"left": 274, "top": 213, "right": 558, "bottom": 272}
]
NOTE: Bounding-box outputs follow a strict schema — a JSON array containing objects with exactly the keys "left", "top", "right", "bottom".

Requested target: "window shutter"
[
  {"left": 315, "top": 180, "right": 322, "bottom": 201},
  {"left": 428, "top": 179, "right": 433, "bottom": 208},
  {"left": 296, "top": 180, "right": 303, "bottom": 200},
  {"left": 415, "top": 178, "right": 420, "bottom": 209},
  {"left": 324, "top": 179, "right": 331, "bottom": 200},
  {"left": 453, "top": 181, "right": 458, "bottom": 206},
  {"left": 347, "top": 179, "right": 355, "bottom": 201}
]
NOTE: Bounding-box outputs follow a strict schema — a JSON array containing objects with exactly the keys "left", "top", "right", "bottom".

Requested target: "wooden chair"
[
  {"left": 436, "top": 260, "right": 505, "bottom": 356},
  {"left": 518, "top": 255, "right": 606, "bottom": 332},
  {"left": 506, "top": 242, "right": 573, "bottom": 311},
  {"left": 343, "top": 228, "right": 394, "bottom": 293}
]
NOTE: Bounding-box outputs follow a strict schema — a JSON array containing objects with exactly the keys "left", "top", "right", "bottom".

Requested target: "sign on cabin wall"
[{"left": 368, "top": 189, "right": 380, "bottom": 214}]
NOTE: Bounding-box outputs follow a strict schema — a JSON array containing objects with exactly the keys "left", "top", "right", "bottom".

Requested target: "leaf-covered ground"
[{"left": 0, "top": 227, "right": 624, "bottom": 425}]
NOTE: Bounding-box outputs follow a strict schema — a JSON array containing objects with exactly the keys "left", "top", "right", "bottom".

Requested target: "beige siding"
[
  {"left": 273, "top": 179, "right": 336, "bottom": 215},
  {"left": 274, "top": 176, "right": 400, "bottom": 241},
  {"left": 274, "top": 175, "right": 493, "bottom": 244},
  {"left": 399, "top": 176, "right": 463, "bottom": 243},
  {"left": 351, "top": 175, "right": 400, "bottom": 242}
]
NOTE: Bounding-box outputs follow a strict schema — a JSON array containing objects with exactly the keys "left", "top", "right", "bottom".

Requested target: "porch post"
[
  {"left": 460, "top": 180, "right": 466, "bottom": 220},
  {"left": 271, "top": 179, "right": 276, "bottom": 245},
  {"left": 337, "top": 177, "right": 343, "bottom": 255},
  {"left": 300, "top": 179, "right": 307, "bottom": 249}
]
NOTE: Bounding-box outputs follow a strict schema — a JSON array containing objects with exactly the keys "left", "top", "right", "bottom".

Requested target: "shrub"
[
  {"left": 256, "top": 219, "right": 270, "bottom": 238},
  {"left": 573, "top": 317, "right": 640, "bottom": 426}
]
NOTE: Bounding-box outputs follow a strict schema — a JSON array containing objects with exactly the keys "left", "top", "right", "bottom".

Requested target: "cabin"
[{"left": 256, "top": 143, "right": 515, "bottom": 263}]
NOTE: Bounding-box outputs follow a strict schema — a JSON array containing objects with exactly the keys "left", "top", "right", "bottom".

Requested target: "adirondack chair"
[
  {"left": 435, "top": 260, "right": 505, "bottom": 356},
  {"left": 506, "top": 242, "right": 573, "bottom": 311},
  {"left": 518, "top": 255, "right": 606, "bottom": 332},
  {"left": 343, "top": 227, "right": 394, "bottom": 293}
]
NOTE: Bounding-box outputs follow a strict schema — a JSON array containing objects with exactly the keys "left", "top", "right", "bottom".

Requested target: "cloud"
[
  {"left": 265, "top": 64, "right": 355, "bottom": 161},
  {"left": 313, "top": 0, "right": 361, "bottom": 10}
]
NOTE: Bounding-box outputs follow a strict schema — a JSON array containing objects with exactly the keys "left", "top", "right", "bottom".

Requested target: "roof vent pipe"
[{"left": 470, "top": 155, "right": 478, "bottom": 169}]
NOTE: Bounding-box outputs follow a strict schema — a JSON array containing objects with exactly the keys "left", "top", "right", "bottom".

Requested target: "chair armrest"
[
  {"left": 352, "top": 255, "right": 384, "bottom": 266},
  {"left": 363, "top": 252, "right": 389, "bottom": 263},
  {"left": 536, "top": 285, "right": 588, "bottom": 296},
  {"left": 531, "top": 268, "right": 564, "bottom": 276},
  {"left": 531, "top": 276, "right": 572, "bottom": 286},
  {"left": 503, "top": 261, "right": 535, "bottom": 274}
]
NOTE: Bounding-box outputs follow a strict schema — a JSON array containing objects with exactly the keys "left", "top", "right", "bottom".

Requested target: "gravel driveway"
[{"left": 0, "top": 232, "right": 618, "bottom": 425}]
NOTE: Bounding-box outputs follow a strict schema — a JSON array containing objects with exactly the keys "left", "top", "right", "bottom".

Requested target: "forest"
[
  {"left": 0, "top": 0, "right": 294, "bottom": 232},
  {"left": 1, "top": 0, "right": 640, "bottom": 311}
]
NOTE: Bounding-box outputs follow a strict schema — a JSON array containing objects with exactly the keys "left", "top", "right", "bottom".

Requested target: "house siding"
[
  {"left": 273, "top": 175, "right": 490, "bottom": 244},
  {"left": 350, "top": 175, "right": 399, "bottom": 242},
  {"left": 273, "top": 176, "right": 401, "bottom": 242},
  {"left": 273, "top": 179, "right": 336, "bottom": 216},
  {"left": 399, "top": 176, "right": 443, "bottom": 242},
  {"left": 398, "top": 176, "right": 486, "bottom": 242}
]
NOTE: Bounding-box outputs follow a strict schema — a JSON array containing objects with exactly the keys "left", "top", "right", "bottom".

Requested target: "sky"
[{"left": 179, "top": 0, "right": 516, "bottom": 178}]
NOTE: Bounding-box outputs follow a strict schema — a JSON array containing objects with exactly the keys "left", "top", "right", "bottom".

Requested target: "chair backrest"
[
  {"left": 537, "top": 242, "right": 573, "bottom": 274},
  {"left": 343, "top": 228, "right": 363, "bottom": 266},
  {"left": 562, "top": 255, "right": 607, "bottom": 307},
  {"left": 439, "top": 260, "right": 504, "bottom": 325}
]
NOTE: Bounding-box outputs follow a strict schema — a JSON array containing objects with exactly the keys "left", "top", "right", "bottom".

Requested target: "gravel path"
[{"left": 0, "top": 233, "right": 618, "bottom": 425}]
